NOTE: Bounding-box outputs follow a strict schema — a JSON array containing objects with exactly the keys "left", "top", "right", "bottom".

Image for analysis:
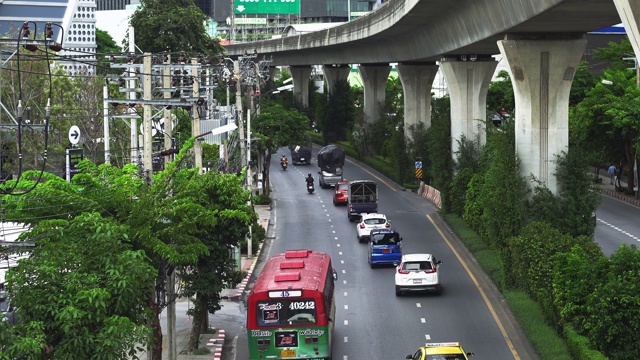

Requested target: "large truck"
[
  {"left": 290, "top": 143, "right": 312, "bottom": 165},
  {"left": 317, "top": 145, "right": 345, "bottom": 188},
  {"left": 347, "top": 180, "right": 378, "bottom": 221}
]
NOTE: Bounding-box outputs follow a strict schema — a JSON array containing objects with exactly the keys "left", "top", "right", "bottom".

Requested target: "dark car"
[
  {"left": 368, "top": 229, "right": 402, "bottom": 268},
  {"left": 333, "top": 181, "right": 349, "bottom": 205}
]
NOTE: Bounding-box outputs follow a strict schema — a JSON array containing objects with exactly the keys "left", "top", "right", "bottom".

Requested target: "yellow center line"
[
  {"left": 427, "top": 214, "right": 520, "bottom": 360},
  {"left": 344, "top": 158, "right": 397, "bottom": 192}
]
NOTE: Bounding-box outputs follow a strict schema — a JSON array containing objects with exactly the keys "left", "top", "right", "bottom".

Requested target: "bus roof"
[{"left": 250, "top": 250, "right": 332, "bottom": 295}]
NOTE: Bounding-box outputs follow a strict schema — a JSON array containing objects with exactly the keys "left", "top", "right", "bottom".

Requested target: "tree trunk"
[
  {"left": 148, "top": 297, "right": 163, "bottom": 360},
  {"left": 264, "top": 153, "right": 272, "bottom": 196},
  {"left": 188, "top": 294, "right": 205, "bottom": 353}
]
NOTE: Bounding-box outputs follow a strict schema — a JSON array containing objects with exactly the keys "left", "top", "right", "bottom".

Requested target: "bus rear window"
[{"left": 257, "top": 299, "right": 317, "bottom": 326}]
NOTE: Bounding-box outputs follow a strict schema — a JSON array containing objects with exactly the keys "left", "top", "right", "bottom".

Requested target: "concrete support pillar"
[
  {"left": 396, "top": 62, "right": 439, "bottom": 141},
  {"left": 498, "top": 36, "right": 586, "bottom": 194},
  {"left": 323, "top": 64, "right": 351, "bottom": 94},
  {"left": 290, "top": 65, "right": 312, "bottom": 107},
  {"left": 359, "top": 64, "right": 391, "bottom": 124},
  {"left": 440, "top": 59, "right": 497, "bottom": 155},
  {"left": 613, "top": 0, "right": 640, "bottom": 59},
  {"left": 268, "top": 66, "right": 277, "bottom": 83}
]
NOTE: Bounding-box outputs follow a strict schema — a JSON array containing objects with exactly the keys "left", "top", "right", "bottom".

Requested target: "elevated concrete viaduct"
[{"left": 225, "top": 0, "right": 633, "bottom": 194}]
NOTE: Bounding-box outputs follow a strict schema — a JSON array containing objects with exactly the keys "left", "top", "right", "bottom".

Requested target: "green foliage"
[
  {"left": 128, "top": 0, "right": 223, "bottom": 54},
  {"left": 96, "top": 28, "right": 122, "bottom": 75},
  {"left": 253, "top": 194, "right": 272, "bottom": 205},
  {"left": 449, "top": 168, "right": 474, "bottom": 217},
  {"left": 582, "top": 244, "right": 640, "bottom": 359},
  {"left": 486, "top": 70, "right": 514, "bottom": 115},
  {"left": 321, "top": 80, "right": 355, "bottom": 143},
  {"left": 562, "top": 325, "right": 608, "bottom": 360},
  {"left": 462, "top": 173, "right": 485, "bottom": 234},
  {"left": 527, "top": 148, "right": 601, "bottom": 238},
  {"left": 4, "top": 213, "right": 155, "bottom": 359},
  {"left": 426, "top": 96, "right": 453, "bottom": 211}
]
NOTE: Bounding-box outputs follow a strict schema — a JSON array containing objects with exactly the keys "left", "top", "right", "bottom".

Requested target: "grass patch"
[
  {"left": 504, "top": 290, "right": 572, "bottom": 360},
  {"left": 192, "top": 347, "right": 211, "bottom": 355}
]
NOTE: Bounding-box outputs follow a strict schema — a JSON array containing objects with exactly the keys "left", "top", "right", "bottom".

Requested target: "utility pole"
[
  {"left": 247, "top": 108, "right": 253, "bottom": 258},
  {"left": 103, "top": 85, "right": 110, "bottom": 164},
  {"left": 143, "top": 53, "right": 153, "bottom": 179},
  {"left": 163, "top": 55, "right": 173, "bottom": 168},
  {"left": 193, "top": 58, "right": 203, "bottom": 173},
  {"left": 235, "top": 60, "right": 245, "bottom": 171},
  {"left": 128, "top": 26, "right": 138, "bottom": 165}
]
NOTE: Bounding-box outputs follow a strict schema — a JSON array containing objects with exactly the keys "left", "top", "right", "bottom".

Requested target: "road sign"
[
  {"left": 68, "top": 125, "right": 80, "bottom": 145},
  {"left": 234, "top": 0, "right": 300, "bottom": 15},
  {"left": 415, "top": 161, "right": 422, "bottom": 169}
]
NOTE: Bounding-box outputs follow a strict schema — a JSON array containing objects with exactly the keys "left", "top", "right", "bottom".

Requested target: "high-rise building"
[{"left": 0, "top": 0, "right": 97, "bottom": 75}]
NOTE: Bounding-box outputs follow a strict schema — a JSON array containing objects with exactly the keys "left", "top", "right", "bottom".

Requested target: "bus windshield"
[{"left": 256, "top": 299, "right": 317, "bottom": 326}]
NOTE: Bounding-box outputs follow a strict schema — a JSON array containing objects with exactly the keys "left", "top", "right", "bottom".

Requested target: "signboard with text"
[
  {"left": 235, "top": 18, "right": 268, "bottom": 25},
  {"left": 234, "top": 0, "right": 300, "bottom": 15},
  {"left": 66, "top": 148, "right": 84, "bottom": 182}
]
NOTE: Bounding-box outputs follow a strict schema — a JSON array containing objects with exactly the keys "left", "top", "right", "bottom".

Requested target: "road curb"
[{"left": 206, "top": 328, "right": 226, "bottom": 359}]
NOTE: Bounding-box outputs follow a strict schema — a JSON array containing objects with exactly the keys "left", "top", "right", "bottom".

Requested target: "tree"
[
  {"left": 177, "top": 171, "right": 252, "bottom": 352},
  {"left": 486, "top": 70, "right": 515, "bottom": 118},
  {"left": 253, "top": 102, "right": 310, "bottom": 196},
  {"left": 321, "top": 79, "right": 355, "bottom": 144},
  {"left": 96, "top": 29, "right": 122, "bottom": 75},
  {"left": 573, "top": 68, "right": 640, "bottom": 193},
  {"left": 128, "top": 0, "right": 223, "bottom": 55},
  {"left": 1, "top": 213, "right": 155, "bottom": 359}
]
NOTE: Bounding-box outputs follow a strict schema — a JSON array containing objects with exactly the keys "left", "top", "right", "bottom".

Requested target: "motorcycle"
[
  {"left": 307, "top": 181, "right": 315, "bottom": 194},
  {"left": 281, "top": 159, "right": 288, "bottom": 171}
]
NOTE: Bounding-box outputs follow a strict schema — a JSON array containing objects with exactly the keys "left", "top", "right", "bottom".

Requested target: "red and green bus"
[{"left": 247, "top": 249, "right": 337, "bottom": 360}]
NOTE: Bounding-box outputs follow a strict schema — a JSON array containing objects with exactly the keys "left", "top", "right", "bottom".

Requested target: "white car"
[
  {"left": 356, "top": 213, "right": 390, "bottom": 243},
  {"left": 395, "top": 254, "right": 442, "bottom": 296}
]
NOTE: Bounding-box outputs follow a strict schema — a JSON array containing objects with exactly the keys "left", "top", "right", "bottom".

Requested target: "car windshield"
[
  {"left": 363, "top": 218, "right": 386, "bottom": 225},
  {"left": 370, "top": 233, "right": 399, "bottom": 245},
  {"left": 337, "top": 184, "right": 348, "bottom": 191},
  {"left": 402, "top": 261, "right": 432, "bottom": 271}
]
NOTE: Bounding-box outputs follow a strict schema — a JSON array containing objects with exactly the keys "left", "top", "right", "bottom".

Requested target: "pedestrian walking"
[{"left": 608, "top": 164, "right": 617, "bottom": 185}]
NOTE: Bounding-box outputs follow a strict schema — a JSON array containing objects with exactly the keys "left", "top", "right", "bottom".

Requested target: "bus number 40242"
[{"left": 289, "top": 301, "right": 315, "bottom": 310}]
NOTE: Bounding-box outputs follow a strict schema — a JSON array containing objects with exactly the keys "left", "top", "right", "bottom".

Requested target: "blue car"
[{"left": 368, "top": 229, "right": 402, "bottom": 268}]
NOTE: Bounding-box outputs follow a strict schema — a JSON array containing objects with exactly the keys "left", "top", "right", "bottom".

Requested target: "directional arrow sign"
[
  {"left": 234, "top": 0, "right": 300, "bottom": 15},
  {"left": 68, "top": 125, "right": 80, "bottom": 145}
]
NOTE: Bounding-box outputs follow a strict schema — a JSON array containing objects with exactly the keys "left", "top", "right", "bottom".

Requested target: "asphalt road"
[
  {"left": 237, "top": 147, "right": 537, "bottom": 360},
  {"left": 595, "top": 195, "right": 640, "bottom": 256}
]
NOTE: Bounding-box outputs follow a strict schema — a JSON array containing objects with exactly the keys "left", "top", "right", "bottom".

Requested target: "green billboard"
[{"left": 234, "top": 0, "right": 300, "bottom": 15}]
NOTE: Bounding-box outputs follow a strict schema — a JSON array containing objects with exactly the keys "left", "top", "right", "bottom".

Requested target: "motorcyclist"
[
  {"left": 305, "top": 173, "right": 314, "bottom": 185},
  {"left": 281, "top": 155, "right": 287, "bottom": 165}
]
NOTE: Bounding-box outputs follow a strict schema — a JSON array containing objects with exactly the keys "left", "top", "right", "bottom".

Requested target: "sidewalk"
[
  {"left": 594, "top": 169, "right": 640, "bottom": 208},
  {"left": 165, "top": 204, "right": 271, "bottom": 360}
]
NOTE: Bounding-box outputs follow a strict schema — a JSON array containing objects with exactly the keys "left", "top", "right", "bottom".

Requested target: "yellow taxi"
[{"left": 405, "top": 342, "right": 474, "bottom": 360}]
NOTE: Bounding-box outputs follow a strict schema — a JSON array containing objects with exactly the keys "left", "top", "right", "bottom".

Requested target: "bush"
[
  {"left": 253, "top": 194, "right": 272, "bottom": 205},
  {"left": 563, "top": 325, "right": 607, "bottom": 360}
]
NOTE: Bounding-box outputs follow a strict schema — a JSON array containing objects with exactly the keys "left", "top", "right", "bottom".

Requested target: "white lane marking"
[
  {"left": 339, "top": 251, "right": 343, "bottom": 255},
  {"left": 421, "top": 318, "right": 426, "bottom": 323},
  {"left": 337, "top": 244, "right": 341, "bottom": 247},
  {"left": 416, "top": 303, "right": 422, "bottom": 308},
  {"left": 327, "top": 214, "right": 330, "bottom": 217},
  {"left": 343, "top": 356, "right": 348, "bottom": 360},
  {"left": 344, "top": 291, "right": 348, "bottom": 296},
  {"left": 344, "top": 320, "right": 348, "bottom": 326},
  {"left": 425, "top": 334, "right": 431, "bottom": 340},
  {"left": 343, "top": 280, "right": 347, "bottom": 285},
  {"left": 344, "top": 337, "right": 348, "bottom": 343},
  {"left": 340, "top": 260, "right": 344, "bottom": 264},
  {"left": 332, "top": 230, "right": 336, "bottom": 234},
  {"left": 598, "top": 219, "right": 640, "bottom": 242},
  {"left": 335, "top": 236, "right": 339, "bottom": 240},
  {"left": 341, "top": 269, "right": 346, "bottom": 274},
  {"left": 344, "top": 305, "right": 348, "bottom": 310}
]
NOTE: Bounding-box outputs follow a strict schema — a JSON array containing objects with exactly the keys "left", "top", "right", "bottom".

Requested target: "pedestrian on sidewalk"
[
  {"left": 616, "top": 163, "right": 624, "bottom": 188},
  {"left": 608, "top": 164, "right": 617, "bottom": 185}
]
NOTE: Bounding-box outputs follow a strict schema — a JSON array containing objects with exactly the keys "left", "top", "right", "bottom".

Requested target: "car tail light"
[
  {"left": 385, "top": 222, "right": 390, "bottom": 228},
  {"left": 359, "top": 223, "right": 365, "bottom": 229},
  {"left": 424, "top": 268, "right": 436, "bottom": 274},
  {"left": 397, "top": 267, "right": 409, "bottom": 274}
]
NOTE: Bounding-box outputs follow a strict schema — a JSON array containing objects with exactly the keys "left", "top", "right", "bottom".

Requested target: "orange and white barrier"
[{"left": 418, "top": 181, "right": 442, "bottom": 209}]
